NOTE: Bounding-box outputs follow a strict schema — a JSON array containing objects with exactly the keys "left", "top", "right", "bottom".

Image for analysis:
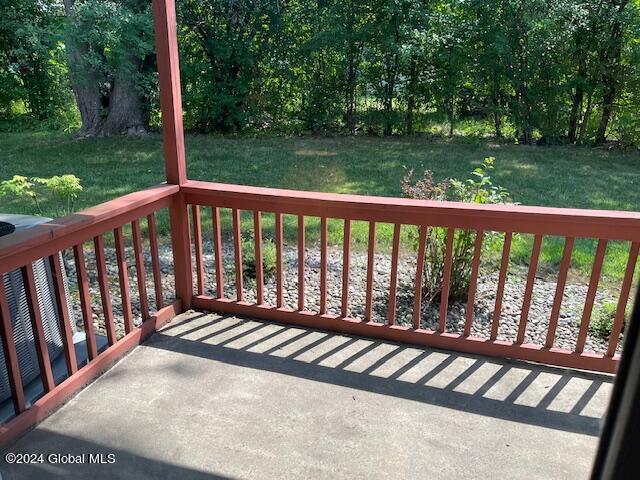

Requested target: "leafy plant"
[
  {"left": 590, "top": 301, "right": 631, "bottom": 340},
  {"left": 402, "top": 157, "right": 511, "bottom": 303},
  {"left": 0, "top": 174, "right": 83, "bottom": 217},
  {"left": 241, "top": 237, "right": 277, "bottom": 279}
]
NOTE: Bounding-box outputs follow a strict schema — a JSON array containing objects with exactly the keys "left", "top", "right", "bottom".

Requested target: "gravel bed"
[{"left": 64, "top": 240, "right": 623, "bottom": 355}]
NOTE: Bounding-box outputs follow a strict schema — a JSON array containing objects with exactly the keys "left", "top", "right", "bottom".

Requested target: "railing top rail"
[
  {"left": 182, "top": 180, "right": 640, "bottom": 241},
  {"left": 0, "top": 184, "right": 178, "bottom": 274}
]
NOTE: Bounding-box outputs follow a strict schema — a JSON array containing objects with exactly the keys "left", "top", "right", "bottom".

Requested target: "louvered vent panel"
[{"left": 0, "top": 254, "right": 77, "bottom": 403}]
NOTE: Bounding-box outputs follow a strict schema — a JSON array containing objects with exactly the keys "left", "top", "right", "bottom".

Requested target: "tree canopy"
[{"left": 1, "top": 0, "right": 640, "bottom": 145}]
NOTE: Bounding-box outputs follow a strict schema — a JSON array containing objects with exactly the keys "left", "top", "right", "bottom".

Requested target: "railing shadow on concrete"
[{"left": 149, "top": 313, "right": 613, "bottom": 437}]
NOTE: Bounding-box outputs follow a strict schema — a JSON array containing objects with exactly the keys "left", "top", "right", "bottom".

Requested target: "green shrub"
[
  {"left": 0, "top": 174, "right": 83, "bottom": 217},
  {"left": 590, "top": 301, "right": 631, "bottom": 340},
  {"left": 241, "top": 238, "right": 277, "bottom": 279},
  {"left": 402, "top": 157, "right": 511, "bottom": 303}
]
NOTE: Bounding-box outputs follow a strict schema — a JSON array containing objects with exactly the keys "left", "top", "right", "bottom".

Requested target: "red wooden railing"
[
  {"left": 183, "top": 180, "right": 640, "bottom": 375},
  {"left": 0, "top": 185, "right": 182, "bottom": 445},
  {"left": 0, "top": 178, "right": 638, "bottom": 446}
]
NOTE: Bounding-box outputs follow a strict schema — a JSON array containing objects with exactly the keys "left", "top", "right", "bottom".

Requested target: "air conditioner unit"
[{"left": 0, "top": 214, "right": 78, "bottom": 405}]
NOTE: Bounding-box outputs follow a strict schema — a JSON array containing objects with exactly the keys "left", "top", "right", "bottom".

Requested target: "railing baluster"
[
  {"left": 341, "top": 219, "right": 351, "bottom": 318},
  {"left": 575, "top": 239, "right": 607, "bottom": 353},
  {"left": 132, "top": 220, "right": 150, "bottom": 321},
  {"left": 464, "top": 230, "right": 484, "bottom": 336},
  {"left": 545, "top": 236, "right": 575, "bottom": 348},
  {"left": 298, "top": 215, "right": 305, "bottom": 311},
  {"left": 607, "top": 242, "right": 640, "bottom": 356},
  {"left": 254, "top": 211, "right": 264, "bottom": 305},
  {"left": 364, "top": 221, "right": 376, "bottom": 322},
  {"left": 73, "top": 244, "right": 98, "bottom": 360},
  {"left": 275, "top": 213, "right": 284, "bottom": 308},
  {"left": 319, "top": 216, "right": 328, "bottom": 314},
  {"left": 191, "top": 205, "right": 205, "bottom": 296},
  {"left": 490, "top": 232, "right": 512, "bottom": 340},
  {"left": 114, "top": 227, "right": 134, "bottom": 334},
  {"left": 94, "top": 235, "right": 117, "bottom": 345},
  {"left": 0, "top": 280, "right": 26, "bottom": 414},
  {"left": 232, "top": 208, "right": 243, "bottom": 302},
  {"left": 439, "top": 228, "right": 455, "bottom": 333},
  {"left": 388, "top": 224, "right": 401, "bottom": 326},
  {"left": 21, "top": 264, "right": 55, "bottom": 392},
  {"left": 413, "top": 225, "right": 428, "bottom": 330},
  {"left": 147, "top": 213, "right": 164, "bottom": 310},
  {"left": 212, "top": 207, "right": 224, "bottom": 299},
  {"left": 50, "top": 253, "right": 78, "bottom": 376},
  {"left": 517, "top": 234, "right": 542, "bottom": 344}
]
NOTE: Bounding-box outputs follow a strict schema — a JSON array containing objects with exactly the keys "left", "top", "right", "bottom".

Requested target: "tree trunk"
[
  {"left": 383, "top": 94, "right": 393, "bottom": 136},
  {"left": 98, "top": 67, "right": 148, "bottom": 136},
  {"left": 405, "top": 57, "right": 418, "bottom": 135},
  {"left": 447, "top": 100, "right": 455, "bottom": 137},
  {"left": 345, "top": 55, "right": 357, "bottom": 134},
  {"left": 595, "top": 85, "right": 616, "bottom": 145},
  {"left": 568, "top": 89, "right": 583, "bottom": 144},
  {"left": 491, "top": 81, "right": 502, "bottom": 138},
  {"left": 578, "top": 92, "right": 593, "bottom": 143},
  {"left": 63, "top": 0, "right": 103, "bottom": 136},
  {"left": 344, "top": 1, "right": 358, "bottom": 135},
  {"left": 595, "top": 0, "right": 628, "bottom": 145},
  {"left": 493, "top": 110, "right": 502, "bottom": 138},
  {"left": 63, "top": 0, "right": 149, "bottom": 137}
]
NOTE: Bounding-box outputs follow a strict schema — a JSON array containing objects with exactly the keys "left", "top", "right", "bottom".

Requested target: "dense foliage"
[
  {"left": 0, "top": 173, "right": 83, "bottom": 217},
  {"left": 2, "top": 0, "right": 640, "bottom": 145}
]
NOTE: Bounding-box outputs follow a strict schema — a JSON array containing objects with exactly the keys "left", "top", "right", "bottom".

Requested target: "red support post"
[
  {"left": 254, "top": 211, "right": 264, "bottom": 305},
  {"left": 212, "top": 207, "right": 224, "bottom": 299},
  {"left": 73, "top": 244, "right": 98, "bottom": 360},
  {"left": 464, "top": 230, "right": 484, "bottom": 336},
  {"left": 298, "top": 215, "right": 305, "bottom": 311},
  {"left": 191, "top": 205, "right": 205, "bottom": 296},
  {"left": 152, "top": 0, "right": 192, "bottom": 309},
  {"left": 275, "top": 213, "right": 284, "bottom": 308},
  {"left": 364, "top": 221, "right": 376, "bottom": 322},
  {"left": 439, "top": 228, "right": 455, "bottom": 333},
  {"left": 319, "top": 217, "right": 328, "bottom": 314},
  {"left": 341, "top": 219, "right": 352, "bottom": 318},
  {"left": 50, "top": 254, "right": 78, "bottom": 376},
  {"left": 517, "top": 234, "right": 542, "bottom": 344},
  {"left": 114, "top": 227, "right": 134, "bottom": 334},
  {"left": 491, "top": 232, "right": 512, "bottom": 340},
  {"left": 131, "top": 219, "right": 150, "bottom": 321},
  {"left": 413, "top": 225, "right": 428, "bottom": 330},
  {"left": 388, "top": 224, "right": 401, "bottom": 326}
]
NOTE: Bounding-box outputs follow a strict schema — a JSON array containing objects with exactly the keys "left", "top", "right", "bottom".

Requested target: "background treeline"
[{"left": 2, "top": 0, "right": 640, "bottom": 145}]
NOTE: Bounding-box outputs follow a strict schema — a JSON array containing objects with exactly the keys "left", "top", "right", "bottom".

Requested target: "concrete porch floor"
[{"left": 1, "top": 311, "right": 613, "bottom": 479}]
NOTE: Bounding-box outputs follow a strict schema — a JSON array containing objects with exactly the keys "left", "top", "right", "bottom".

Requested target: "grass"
[{"left": 1, "top": 131, "right": 639, "bottom": 284}]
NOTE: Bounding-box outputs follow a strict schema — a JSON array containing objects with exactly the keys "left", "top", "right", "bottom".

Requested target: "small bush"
[
  {"left": 0, "top": 174, "right": 83, "bottom": 217},
  {"left": 590, "top": 301, "right": 630, "bottom": 340},
  {"left": 242, "top": 238, "right": 277, "bottom": 279},
  {"left": 402, "top": 157, "right": 511, "bottom": 302}
]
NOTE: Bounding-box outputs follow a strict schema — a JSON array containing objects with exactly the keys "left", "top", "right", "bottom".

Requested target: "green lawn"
[{"left": 1, "top": 131, "right": 639, "bottom": 283}]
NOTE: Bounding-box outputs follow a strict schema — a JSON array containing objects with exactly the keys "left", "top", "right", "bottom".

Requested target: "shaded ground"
[{"left": 1, "top": 311, "right": 612, "bottom": 479}]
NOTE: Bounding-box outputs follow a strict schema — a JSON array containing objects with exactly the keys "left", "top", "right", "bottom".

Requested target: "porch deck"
[{"left": 2, "top": 311, "right": 612, "bottom": 480}]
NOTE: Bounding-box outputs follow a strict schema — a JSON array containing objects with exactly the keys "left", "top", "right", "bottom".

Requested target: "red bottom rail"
[{"left": 192, "top": 296, "right": 620, "bottom": 374}]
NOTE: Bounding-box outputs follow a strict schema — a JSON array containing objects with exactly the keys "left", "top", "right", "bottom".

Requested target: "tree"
[
  {"left": 595, "top": 0, "right": 630, "bottom": 144},
  {"left": 0, "top": 0, "right": 72, "bottom": 122},
  {"left": 63, "top": 0, "right": 155, "bottom": 136}
]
